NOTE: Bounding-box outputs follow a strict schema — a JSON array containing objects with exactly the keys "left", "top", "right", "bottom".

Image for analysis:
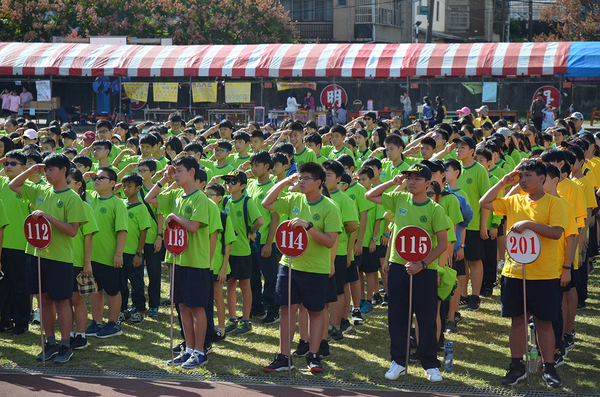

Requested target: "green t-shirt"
[
  {"left": 329, "top": 189, "right": 358, "bottom": 255},
  {"left": 223, "top": 194, "right": 262, "bottom": 257},
  {"left": 157, "top": 188, "right": 210, "bottom": 268},
  {"left": 382, "top": 191, "right": 451, "bottom": 269},
  {"left": 0, "top": 199, "right": 10, "bottom": 230},
  {"left": 91, "top": 146, "right": 122, "bottom": 166},
  {"left": 345, "top": 182, "right": 374, "bottom": 217},
  {"left": 487, "top": 174, "right": 503, "bottom": 229},
  {"left": 0, "top": 176, "right": 31, "bottom": 250},
  {"left": 273, "top": 193, "right": 342, "bottom": 274},
  {"left": 207, "top": 199, "right": 228, "bottom": 274},
  {"left": 90, "top": 192, "right": 129, "bottom": 266},
  {"left": 489, "top": 164, "right": 507, "bottom": 181},
  {"left": 124, "top": 201, "right": 153, "bottom": 255},
  {"left": 246, "top": 179, "right": 277, "bottom": 245},
  {"left": 315, "top": 155, "right": 327, "bottom": 165},
  {"left": 456, "top": 161, "right": 490, "bottom": 231},
  {"left": 327, "top": 146, "right": 355, "bottom": 160},
  {"left": 380, "top": 160, "right": 410, "bottom": 183},
  {"left": 233, "top": 154, "right": 251, "bottom": 169},
  {"left": 212, "top": 162, "right": 235, "bottom": 180},
  {"left": 355, "top": 149, "right": 372, "bottom": 169},
  {"left": 294, "top": 147, "right": 317, "bottom": 166},
  {"left": 22, "top": 184, "right": 88, "bottom": 263},
  {"left": 361, "top": 198, "right": 385, "bottom": 248},
  {"left": 155, "top": 156, "right": 168, "bottom": 171},
  {"left": 73, "top": 201, "right": 99, "bottom": 267}
]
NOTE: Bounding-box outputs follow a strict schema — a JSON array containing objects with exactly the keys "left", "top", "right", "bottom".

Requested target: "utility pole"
[
  {"left": 528, "top": 0, "right": 533, "bottom": 41},
  {"left": 426, "top": 0, "right": 434, "bottom": 42}
]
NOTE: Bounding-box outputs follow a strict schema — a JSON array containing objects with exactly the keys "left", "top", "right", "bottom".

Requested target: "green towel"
[{"left": 437, "top": 266, "right": 458, "bottom": 301}]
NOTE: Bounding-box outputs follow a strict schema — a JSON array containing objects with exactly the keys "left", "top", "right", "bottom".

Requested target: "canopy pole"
[
  {"left": 118, "top": 76, "right": 122, "bottom": 122},
  {"left": 261, "top": 76, "right": 264, "bottom": 107},
  {"left": 189, "top": 75, "right": 192, "bottom": 116},
  {"left": 558, "top": 75, "right": 563, "bottom": 116}
]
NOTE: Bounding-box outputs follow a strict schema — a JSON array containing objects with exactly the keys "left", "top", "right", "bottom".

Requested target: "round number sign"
[
  {"left": 394, "top": 226, "right": 432, "bottom": 263},
  {"left": 24, "top": 215, "right": 52, "bottom": 250},
  {"left": 165, "top": 220, "right": 188, "bottom": 256},
  {"left": 275, "top": 221, "right": 308, "bottom": 258},
  {"left": 506, "top": 229, "right": 541, "bottom": 264},
  {"left": 320, "top": 84, "right": 348, "bottom": 110},
  {"left": 533, "top": 86, "right": 561, "bottom": 110}
]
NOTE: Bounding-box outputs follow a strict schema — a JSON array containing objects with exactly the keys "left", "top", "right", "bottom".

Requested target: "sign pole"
[
  {"left": 523, "top": 264, "right": 529, "bottom": 385},
  {"left": 405, "top": 274, "right": 412, "bottom": 374},
  {"left": 170, "top": 256, "right": 175, "bottom": 366},
  {"left": 37, "top": 247, "right": 44, "bottom": 366},
  {"left": 288, "top": 257, "right": 292, "bottom": 376}
]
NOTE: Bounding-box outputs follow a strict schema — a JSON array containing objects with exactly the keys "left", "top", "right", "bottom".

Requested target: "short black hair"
[
  {"left": 517, "top": 159, "right": 547, "bottom": 178},
  {"left": 96, "top": 119, "right": 113, "bottom": 131},
  {"left": 290, "top": 121, "right": 304, "bottom": 132},
  {"left": 168, "top": 113, "right": 183, "bottom": 123},
  {"left": 216, "top": 139, "right": 232, "bottom": 151},
  {"left": 362, "top": 157, "right": 382, "bottom": 170},
  {"left": 421, "top": 137, "right": 436, "bottom": 149},
  {"left": 475, "top": 147, "right": 492, "bottom": 162},
  {"left": 26, "top": 151, "right": 43, "bottom": 164},
  {"left": 444, "top": 158, "right": 462, "bottom": 178},
  {"left": 172, "top": 155, "right": 200, "bottom": 176},
  {"left": 98, "top": 166, "right": 118, "bottom": 182},
  {"left": 250, "top": 150, "right": 273, "bottom": 170},
  {"left": 92, "top": 139, "right": 112, "bottom": 151},
  {"left": 5, "top": 150, "right": 26, "bottom": 165},
  {"left": 205, "top": 182, "right": 225, "bottom": 196},
  {"left": 72, "top": 154, "right": 93, "bottom": 170},
  {"left": 251, "top": 130, "right": 264, "bottom": 140},
  {"left": 357, "top": 166, "right": 375, "bottom": 179},
  {"left": 40, "top": 137, "right": 56, "bottom": 148},
  {"left": 546, "top": 163, "right": 561, "bottom": 181},
  {"left": 139, "top": 134, "right": 158, "bottom": 147},
  {"left": 138, "top": 158, "right": 157, "bottom": 172},
  {"left": 184, "top": 142, "right": 204, "bottom": 155},
  {"left": 540, "top": 147, "right": 567, "bottom": 164},
  {"left": 62, "top": 147, "right": 78, "bottom": 157},
  {"left": 322, "top": 160, "right": 345, "bottom": 178},
  {"left": 330, "top": 125, "right": 346, "bottom": 136},
  {"left": 384, "top": 134, "right": 404, "bottom": 149},
  {"left": 233, "top": 131, "right": 250, "bottom": 143},
  {"left": 272, "top": 152, "right": 289, "bottom": 166},
  {"left": 298, "top": 162, "right": 325, "bottom": 184},
  {"left": 273, "top": 142, "right": 294, "bottom": 158},
  {"left": 336, "top": 154, "right": 355, "bottom": 170},
  {"left": 566, "top": 145, "right": 585, "bottom": 162},
  {"left": 304, "top": 132, "right": 322, "bottom": 147},
  {"left": 122, "top": 172, "right": 143, "bottom": 186},
  {"left": 195, "top": 168, "right": 207, "bottom": 183}
]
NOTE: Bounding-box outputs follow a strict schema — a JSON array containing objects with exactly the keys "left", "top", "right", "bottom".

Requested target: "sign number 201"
[{"left": 506, "top": 229, "right": 541, "bottom": 264}]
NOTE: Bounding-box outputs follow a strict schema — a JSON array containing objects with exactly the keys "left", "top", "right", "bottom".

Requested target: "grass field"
[{"left": 1, "top": 266, "right": 599, "bottom": 394}]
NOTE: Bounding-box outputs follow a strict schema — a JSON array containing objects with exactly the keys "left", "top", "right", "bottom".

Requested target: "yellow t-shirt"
[
  {"left": 494, "top": 193, "right": 568, "bottom": 280},
  {"left": 556, "top": 197, "right": 578, "bottom": 274},
  {"left": 557, "top": 178, "right": 587, "bottom": 229},
  {"left": 572, "top": 176, "right": 596, "bottom": 210}
]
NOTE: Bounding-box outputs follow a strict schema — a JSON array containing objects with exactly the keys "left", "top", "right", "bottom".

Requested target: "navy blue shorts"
[
  {"left": 453, "top": 257, "right": 466, "bottom": 277},
  {"left": 346, "top": 259, "right": 359, "bottom": 283},
  {"left": 173, "top": 265, "right": 211, "bottom": 308},
  {"left": 26, "top": 255, "right": 73, "bottom": 301},
  {"left": 377, "top": 244, "right": 387, "bottom": 259},
  {"left": 92, "top": 261, "right": 122, "bottom": 296},
  {"left": 563, "top": 268, "right": 580, "bottom": 292},
  {"left": 326, "top": 275, "right": 338, "bottom": 304},
  {"left": 274, "top": 266, "right": 329, "bottom": 312},
  {"left": 360, "top": 246, "right": 380, "bottom": 273},
  {"left": 229, "top": 255, "right": 252, "bottom": 280},
  {"left": 500, "top": 276, "right": 560, "bottom": 322},
  {"left": 334, "top": 255, "right": 347, "bottom": 295},
  {"left": 464, "top": 230, "right": 485, "bottom": 262}
]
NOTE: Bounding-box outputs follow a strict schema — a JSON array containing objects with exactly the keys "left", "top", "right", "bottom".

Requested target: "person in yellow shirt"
[{"left": 480, "top": 160, "right": 567, "bottom": 388}]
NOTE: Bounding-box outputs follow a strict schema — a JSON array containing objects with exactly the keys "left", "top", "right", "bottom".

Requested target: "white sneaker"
[
  {"left": 425, "top": 367, "right": 443, "bottom": 382},
  {"left": 497, "top": 259, "right": 505, "bottom": 271},
  {"left": 385, "top": 360, "right": 406, "bottom": 380},
  {"left": 33, "top": 309, "right": 40, "bottom": 324}
]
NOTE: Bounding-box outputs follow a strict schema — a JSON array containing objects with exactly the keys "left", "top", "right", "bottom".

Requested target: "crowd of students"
[{"left": 0, "top": 108, "right": 595, "bottom": 388}]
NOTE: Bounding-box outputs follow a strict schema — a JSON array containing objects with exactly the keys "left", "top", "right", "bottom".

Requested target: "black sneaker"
[
  {"left": 306, "top": 352, "right": 323, "bottom": 373},
  {"left": 501, "top": 362, "right": 527, "bottom": 386},
  {"left": 553, "top": 353, "right": 565, "bottom": 367},
  {"left": 54, "top": 345, "right": 73, "bottom": 364},
  {"left": 381, "top": 293, "right": 389, "bottom": 307},
  {"left": 173, "top": 341, "right": 186, "bottom": 353},
  {"left": 576, "top": 302, "right": 586, "bottom": 310},
  {"left": 263, "top": 353, "right": 294, "bottom": 372},
  {"left": 36, "top": 343, "right": 59, "bottom": 362},
  {"left": 118, "top": 310, "right": 131, "bottom": 322},
  {"left": 563, "top": 333, "right": 575, "bottom": 352},
  {"left": 372, "top": 293, "right": 382, "bottom": 306},
  {"left": 250, "top": 309, "right": 266, "bottom": 320},
  {"left": 70, "top": 335, "right": 88, "bottom": 350},
  {"left": 340, "top": 318, "right": 353, "bottom": 333},
  {"left": 9, "top": 325, "right": 28, "bottom": 335},
  {"left": 293, "top": 339, "right": 310, "bottom": 356},
  {"left": 261, "top": 312, "right": 280, "bottom": 324},
  {"left": 327, "top": 327, "right": 343, "bottom": 341},
  {"left": 446, "top": 321, "right": 457, "bottom": 334},
  {"left": 542, "top": 366, "right": 563, "bottom": 388},
  {"left": 0, "top": 321, "right": 13, "bottom": 333},
  {"left": 454, "top": 312, "right": 463, "bottom": 324},
  {"left": 213, "top": 329, "right": 226, "bottom": 342},
  {"left": 481, "top": 287, "right": 493, "bottom": 297},
  {"left": 409, "top": 350, "right": 419, "bottom": 362},
  {"left": 318, "top": 339, "right": 330, "bottom": 357},
  {"left": 458, "top": 296, "right": 469, "bottom": 309},
  {"left": 351, "top": 308, "right": 364, "bottom": 325},
  {"left": 466, "top": 295, "right": 480, "bottom": 311}
]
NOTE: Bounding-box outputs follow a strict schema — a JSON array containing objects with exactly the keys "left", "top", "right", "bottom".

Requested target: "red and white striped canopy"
[{"left": 0, "top": 41, "right": 574, "bottom": 79}]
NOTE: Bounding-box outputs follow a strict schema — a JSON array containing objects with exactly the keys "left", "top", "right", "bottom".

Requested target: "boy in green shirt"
[
  {"left": 119, "top": 173, "right": 152, "bottom": 324},
  {"left": 85, "top": 167, "right": 128, "bottom": 339},
  {"left": 10, "top": 153, "right": 88, "bottom": 364},
  {"left": 221, "top": 170, "right": 265, "bottom": 335},
  {"left": 247, "top": 151, "right": 281, "bottom": 324},
  {"left": 366, "top": 163, "right": 449, "bottom": 383},
  {"left": 205, "top": 140, "right": 234, "bottom": 180},
  {"left": 146, "top": 156, "right": 215, "bottom": 368},
  {"left": 232, "top": 131, "right": 252, "bottom": 169},
  {"left": 289, "top": 122, "right": 317, "bottom": 166},
  {"left": 305, "top": 132, "right": 327, "bottom": 164},
  {"left": 326, "top": 125, "right": 354, "bottom": 160}
]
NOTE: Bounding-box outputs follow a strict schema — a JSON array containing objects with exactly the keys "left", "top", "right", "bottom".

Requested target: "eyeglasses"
[
  {"left": 66, "top": 179, "right": 77, "bottom": 185},
  {"left": 92, "top": 176, "right": 110, "bottom": 182},
  {"left": 97, "top": 129, "right": 110, "bottom": 134},
  {"left": 298, "top": 177, "right": 316, "bottom": 182},
  {"left": 4, "top": 161, "right": 21, "bottom": 167},
  {"left": 364, "top": 117, "right": 372, "bottom": 121},
  {"left": 92, "top": 147, "right": 107, "bottom": 152},
  {"left": 215, "top": 149, "right": 230, "bottom": 153},
  {"left": 205, "top": 192, "right": 221, "bottom": 198},
  {"left": 224, "top": 179, "right": 239, "bottom": 185},
  {"left": 406, "top": 176, "right": 425, "bottom": 182},
  {"left": 427, "top": 191, "right": 435, "bottom": 197}
]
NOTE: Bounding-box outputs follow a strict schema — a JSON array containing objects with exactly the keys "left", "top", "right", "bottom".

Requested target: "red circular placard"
[
  {"left": 165, "top": 220, "right": 188, "bottom": 256},
  {"left": 24, "top": 215, "right": 52, "bottom": 250},
  {"left": 394, "top": 226, "right": 432, "bottom": 263},
  {"left": 275, "top": 221, "right": 309, "bottom": 258},
  {"left": 533, "top": 86, "right": 561, "bottom": 110},
  {"left": 320, "top": 84, "right": 348, "bottom": 110}
]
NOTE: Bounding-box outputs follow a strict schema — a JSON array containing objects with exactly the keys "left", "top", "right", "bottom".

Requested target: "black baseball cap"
[
  {"left": 401, "top": 163, "right": 432, "bottom": 180},
  {"left": 221, "top": 169, "right": 248, "bottom": 185},
  {"left": 422, "top": 159, "right": 446, "bottom": 173},
  {"left": 61, "top": 129, "right": 77, "bottom": 140},
  {"left": 453, "top": 136, "right": 477, "bottom": 150}
]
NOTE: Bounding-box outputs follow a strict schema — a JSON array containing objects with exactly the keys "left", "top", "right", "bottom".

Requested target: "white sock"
[
  {"left": 70, "top": 332, "right": 74, "bottom": 338},
  {"left": 76, "top": 332, "right": 86, "bottom": 338},
  {"left": 185, "top": 347, "right": 193, "bottom": 355},
  {"left": 218, "top": 327, "right": 225, "bottom": 334},
  {"left": 193, "top": 349, "right": 204, "bottom": 357}
]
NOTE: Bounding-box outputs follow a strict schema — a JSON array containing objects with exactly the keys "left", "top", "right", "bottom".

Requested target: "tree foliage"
[
  {"left": 0, "top": 0, "right": 298, "bottom": 44},
  {"left": 535, "top": 0, "right": 600, "bottom": 41}
]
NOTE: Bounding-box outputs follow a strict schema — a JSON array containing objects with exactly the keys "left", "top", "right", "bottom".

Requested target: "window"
[
  {"left": 281, "top": 0, "right": 334, "bottom": 21},
  {"left": 446, "top": 5, "right": 469, "bottom": 31}
]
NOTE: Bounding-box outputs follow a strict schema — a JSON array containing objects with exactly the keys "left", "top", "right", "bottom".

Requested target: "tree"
[
  {"left": 0, "top": 0, "right": 297, "bottom": 44},
  {"left": 535, "top": 0, "right": 600, "bottom": 41}
]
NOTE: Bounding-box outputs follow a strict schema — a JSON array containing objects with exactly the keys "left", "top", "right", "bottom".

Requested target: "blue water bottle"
[{"left": 444, "top": 341, "right": 453, "bottom": 371}]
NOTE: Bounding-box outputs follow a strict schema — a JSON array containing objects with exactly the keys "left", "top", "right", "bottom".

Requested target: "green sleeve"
[
  {"left": 0, "top": 200, "right": 9, "bottom": 229},
  {"left": 114, "top": 199, "right": 129, "bottom": 232},
  {"left": 246, "top": 197, "right": 262, "bottom": 225}
]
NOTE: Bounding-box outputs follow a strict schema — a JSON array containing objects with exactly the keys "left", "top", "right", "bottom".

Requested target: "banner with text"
[
  {"left": 123, "top": 82, "right": 149, "bottom": 102},
  {"left": 153, "top": 82, "right": 178, "bottom": 102},
  {"left": 192, "top": 82, "right": 217, "bottom": 103},
  {"left": 276, "top": 82, "right": 317, "bottom": 91},
  {"left": 225, "top": 82, "right": 251, "bottom": 103}
]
